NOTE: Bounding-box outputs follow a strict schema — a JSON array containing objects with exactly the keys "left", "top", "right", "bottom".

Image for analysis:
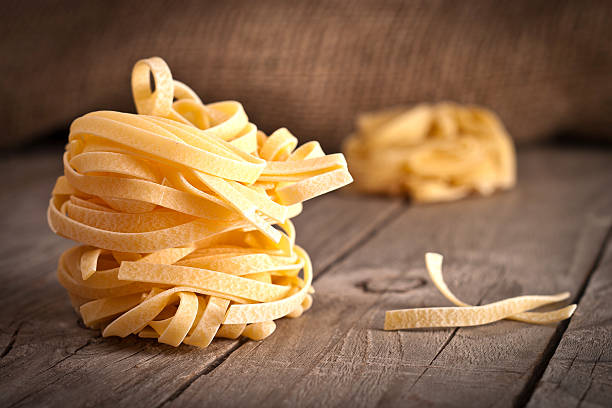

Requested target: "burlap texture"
[{"left": 1, "top": 0, "right": 611, "bottom": 151}]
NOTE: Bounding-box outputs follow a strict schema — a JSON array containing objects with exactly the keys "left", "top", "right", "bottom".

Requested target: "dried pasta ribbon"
[
  {"left": 343, "top": 103, "right": 516, "bottom": 202},
  {"left": 384, "top": 253, "right": 576, "bottom": 330},
  {"left": 48, "top": 57, "right": 351, "bottom": 347}
]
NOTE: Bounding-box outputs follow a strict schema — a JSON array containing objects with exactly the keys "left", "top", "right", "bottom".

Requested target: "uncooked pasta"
[
  {"left": 343, "top": 103, "right": 516, "bottom": 202},
  {"left": 48, "top": 57, "right": 352, "bottom": 347},
  {"left": 384, "top": 253, "right": 576, "bottom": 330}
]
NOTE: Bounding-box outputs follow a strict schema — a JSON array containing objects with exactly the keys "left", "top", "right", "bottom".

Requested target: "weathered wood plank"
[
  {"left": 527, "top": 226, "right": 612, "bottom": 408},
  {"left": 0, "top": 148, "right": 401, "bottom": 407},
  {"left": 167, "top": 147, "right": 612, "bottom": 408}
]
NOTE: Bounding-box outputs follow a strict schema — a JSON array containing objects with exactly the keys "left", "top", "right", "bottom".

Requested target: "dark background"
[{"left": 1, "top": 0, "right": 612, "bottom": 153}]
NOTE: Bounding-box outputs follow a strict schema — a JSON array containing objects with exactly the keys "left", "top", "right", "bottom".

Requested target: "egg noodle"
[
  {"left": 384, "top": 253, "right": 576, "bottom": 330},
  {"left": 47, "top": 57, "right": 352, "bottom": 347},
  {"left": 343, "top": 103, "right": 516, "bottom": 202}
]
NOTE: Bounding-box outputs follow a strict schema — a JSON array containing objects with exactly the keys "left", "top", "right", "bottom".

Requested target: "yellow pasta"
[
  {"left": 343, "top": 103, "right": 516, "bottom": 202},
  {"left": 384, "top": 253, "right": 576, "bottom": 330},
  {"left": 48, "top": 57, "right": 351, "bottom": 347}
]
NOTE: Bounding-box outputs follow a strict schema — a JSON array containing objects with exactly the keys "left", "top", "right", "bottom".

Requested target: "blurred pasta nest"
[
  {"left": 47, "top": 57, "right": 352, "bottom": 347},
  {"left": 343, "top": 103, "right": 516, "bottom": 202}
]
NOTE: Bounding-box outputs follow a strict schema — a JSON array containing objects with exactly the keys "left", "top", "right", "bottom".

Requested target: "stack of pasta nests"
[{"left": 47, "top": 57, "right": 352, "bottom": 347}]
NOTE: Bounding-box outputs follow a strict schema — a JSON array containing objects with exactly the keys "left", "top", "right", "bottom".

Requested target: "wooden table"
[{"left": 1, "top": 145, "right": 611, "bottom": 407}]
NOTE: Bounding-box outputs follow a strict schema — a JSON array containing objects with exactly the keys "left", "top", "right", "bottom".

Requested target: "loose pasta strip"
[
  {"left": 384, "top": 253, "right": 576, "bottom": 330},
  {"left": 48, "top": 57, "right": 350, "bottom": 347}
]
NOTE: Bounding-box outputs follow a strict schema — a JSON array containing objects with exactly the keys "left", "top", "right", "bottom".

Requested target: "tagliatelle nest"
[
  {"left": 47, "top": 57, "right": 352, "bottom": 347},
  {"left": 343, "top": 103, "right": 517, "bottom": 202}
]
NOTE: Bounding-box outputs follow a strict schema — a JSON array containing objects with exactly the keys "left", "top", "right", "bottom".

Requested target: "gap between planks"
[
  {"left": 514, "top": 225, "right": 612, "bottom": 408},
  {"left": 156, "top": 338, "right": 248, "bottom": 408}
]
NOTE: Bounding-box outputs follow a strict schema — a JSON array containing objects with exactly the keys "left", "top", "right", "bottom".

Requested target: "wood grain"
[
  {"left": 527, "top": 228, "right": 612, "bottom": 408},
  {"left": 167, "top": 147, "right": 612, "bottom": 408},
  {"left": 0, "top": 146, "right": 611, "bottom": 407}
]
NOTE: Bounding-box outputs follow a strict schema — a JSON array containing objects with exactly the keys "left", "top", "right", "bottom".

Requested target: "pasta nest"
[
  {"left": 343, "top": 103, "right": 516, "bottom": 202},
  {"left": 47, "top": 57, "right": 352, "bottom": 347}
]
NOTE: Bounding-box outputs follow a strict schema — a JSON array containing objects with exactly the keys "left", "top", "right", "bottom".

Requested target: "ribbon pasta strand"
[
  {"left": 48, "top": 57, "right": 352, "bottom": 347},
  {"left": 384, "top": 253, "right": 577, "bottom": 330}
]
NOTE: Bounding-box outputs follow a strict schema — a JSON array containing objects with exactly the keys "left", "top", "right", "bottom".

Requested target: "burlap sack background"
[{"left": 2, "top": 0, "right": 611, "bottom": 152}]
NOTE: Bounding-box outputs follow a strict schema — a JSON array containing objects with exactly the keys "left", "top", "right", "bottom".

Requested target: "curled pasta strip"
[
  {"left": 384, "top": 253, "right": 577, "bottom": 330},
  {"left": 343, "top": 103, "right": 516, "bottom": 202},
  {"left": 48, "top": 57, "right": 350, "bottom": 347}
]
